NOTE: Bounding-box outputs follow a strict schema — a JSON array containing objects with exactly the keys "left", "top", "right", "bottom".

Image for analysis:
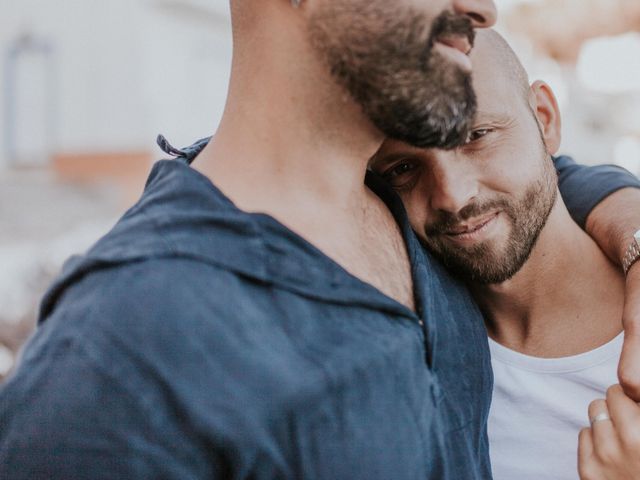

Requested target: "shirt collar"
[{"left": 41, "top": 136, "right": 439, "bottom": 324}]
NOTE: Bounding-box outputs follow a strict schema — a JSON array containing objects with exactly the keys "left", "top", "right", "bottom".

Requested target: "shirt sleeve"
[
  {"left": 555, "top": 155, "right": 640, "bottom": 229},
  {"left": 0, "top": 258, "right": 289, "bottom": 479},
  {"left": 0, "top": 266, "right": 230, "bottom": 480},
  {"left": 0, "top": 336, "right": 219, "bottom": 480}
]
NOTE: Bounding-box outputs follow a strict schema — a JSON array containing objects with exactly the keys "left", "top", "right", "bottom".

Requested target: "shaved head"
[{"left": 472, "top": 30, "right": 530, "bottom": 102}]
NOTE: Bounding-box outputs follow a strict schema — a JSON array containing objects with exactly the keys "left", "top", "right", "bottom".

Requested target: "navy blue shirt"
[{"left": 0, "top": 138, "right": 638, "bottom": 479}]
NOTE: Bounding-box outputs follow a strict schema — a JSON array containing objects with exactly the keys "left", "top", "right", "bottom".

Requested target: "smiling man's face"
[{"left": 370, "top": 31, "right": 560, "bottom": 284}]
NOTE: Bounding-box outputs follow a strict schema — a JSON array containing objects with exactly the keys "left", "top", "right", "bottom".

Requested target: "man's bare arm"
[
  {"left": 585, "top": 188, "right": 640, "bottom": 264},
  {"left": 585, "top": 188, "right": 640, "bottom": 401}
]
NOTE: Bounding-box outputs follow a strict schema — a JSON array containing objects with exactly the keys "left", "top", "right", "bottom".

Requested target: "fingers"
[
  {"left": 587, "top": 398, "right": 617, "bottom": 452},
  {"left": 606, "top": 384, "right": 640, "bottom": 429},
  {"left": 618, "top": 330, "right": 640, "bottom": 401},
  {"left": 620, "top": 264, "right": 640, "bottom": 401},
  {"left": 588, "top": 399, "right": 611, "bottom": 429},
  {"left": 582, "top": 387, "right": 640, "bottom": 479},
  {"left": 578, "top": 428, "right": 597, "bottom": 480},
  {"left": 606, "top": 384, "right": 640, "bottom": 456},
  {"left": 578, "top": 427, "right": 593, "bottom": 463}
]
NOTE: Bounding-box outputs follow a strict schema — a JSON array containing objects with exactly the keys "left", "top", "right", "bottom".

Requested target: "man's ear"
[{"left": 528, "top": 80, "right": 562, "bottom": 155}]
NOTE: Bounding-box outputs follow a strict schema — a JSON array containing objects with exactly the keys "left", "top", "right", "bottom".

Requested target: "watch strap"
[{"left": 623, "top": 232, "right": 640, "bottom": 275}]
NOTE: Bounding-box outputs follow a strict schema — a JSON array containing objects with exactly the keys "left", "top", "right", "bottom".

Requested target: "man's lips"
[
  {"left": 444, "top": 212, "right": 499, "bottom": 236},
  {"left": 433, "top": 34, "right": 473, "bottom": 70},
  {"left": 435, "top": 34, "right": 472, "bottom": 56}
]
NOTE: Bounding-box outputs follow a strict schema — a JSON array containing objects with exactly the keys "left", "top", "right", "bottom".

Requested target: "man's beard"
[
  {"left": 308, "top": 3, "right": 476, "bottom": 149},
  {"left": 423, "top": 157, "right": 558, "bottom": 285}
]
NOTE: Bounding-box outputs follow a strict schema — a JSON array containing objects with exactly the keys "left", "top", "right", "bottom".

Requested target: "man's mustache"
[
  {"left": 427, "top": 10, "right": 476, "bottom": 54},
  {"left": 425, "top": 198, "right": 509, "bottom": 236}
]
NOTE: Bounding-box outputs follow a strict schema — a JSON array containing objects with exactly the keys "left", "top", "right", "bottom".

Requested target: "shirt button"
[{"left": 418, "top": 318, "right": 424, "bottom": 327}]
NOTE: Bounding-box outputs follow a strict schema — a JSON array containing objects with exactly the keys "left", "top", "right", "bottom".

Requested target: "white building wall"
[
  {"left": 140, "top": 0, "right": 232, "bottom": 150},
  {"left": 0, "top": 0, "right": 232, "bottom": 169}
]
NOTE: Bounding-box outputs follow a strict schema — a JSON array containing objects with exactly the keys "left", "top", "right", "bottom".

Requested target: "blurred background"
[{"left": 0, "top": 0, "right": 639, "bottom": 381}]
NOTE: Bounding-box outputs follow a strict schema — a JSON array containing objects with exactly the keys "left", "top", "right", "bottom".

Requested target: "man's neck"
[
  {"left": 189, "top": 7, "right": 415, "bottom": 310},
  {"left": 471, "top": 196, "right": 624, "bottom": 358},
  {"left": 194, "top": 6, "right": 383, "bottom": 234}
]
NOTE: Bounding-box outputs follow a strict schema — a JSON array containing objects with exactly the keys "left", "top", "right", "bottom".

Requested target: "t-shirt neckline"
[{"left": 489, "top": 332, "right": 623, "bottom": 374}]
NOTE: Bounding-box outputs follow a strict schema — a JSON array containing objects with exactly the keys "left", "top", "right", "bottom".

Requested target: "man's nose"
[
  {"left": 452, "top": 0, "right": 498, "bottom": 28},
  {"left": 429, "top": 161, "right": 479, "bottom": 215}
]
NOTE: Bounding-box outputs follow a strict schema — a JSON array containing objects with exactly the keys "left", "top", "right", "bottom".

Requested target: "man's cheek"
[
  {"left": 404, "top": 206, "right": 426, "bottom": 237},
  {"left": 404, "top": 194, "right": 428, "bottom": 223}
]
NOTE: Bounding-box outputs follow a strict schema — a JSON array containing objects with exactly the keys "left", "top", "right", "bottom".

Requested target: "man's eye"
[
  {"left": 385, "top": 162, "right": 416, "bottom": 179},
  {"left": 466, "top": 128, "right": 494, "bottom": 143},
  {"left": 381, "top": 161, "right": 419, "bottom": 190}
]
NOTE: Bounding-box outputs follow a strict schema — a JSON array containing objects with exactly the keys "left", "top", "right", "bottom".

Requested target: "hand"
[
  {"left": 578, "top": 385, "right": 640, "bottom": 480},
  {"left": 620, "top": 263, "right": 640, "bottom": 401}
]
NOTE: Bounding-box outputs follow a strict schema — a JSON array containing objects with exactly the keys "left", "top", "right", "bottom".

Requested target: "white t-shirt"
[{"left": 488, "top": 333, "right": 623, "bottom": 480}]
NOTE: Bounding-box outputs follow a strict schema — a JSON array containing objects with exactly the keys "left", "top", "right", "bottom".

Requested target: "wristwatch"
[{"left": 622, "top": 229, "right": 640, "bottom": 274}]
